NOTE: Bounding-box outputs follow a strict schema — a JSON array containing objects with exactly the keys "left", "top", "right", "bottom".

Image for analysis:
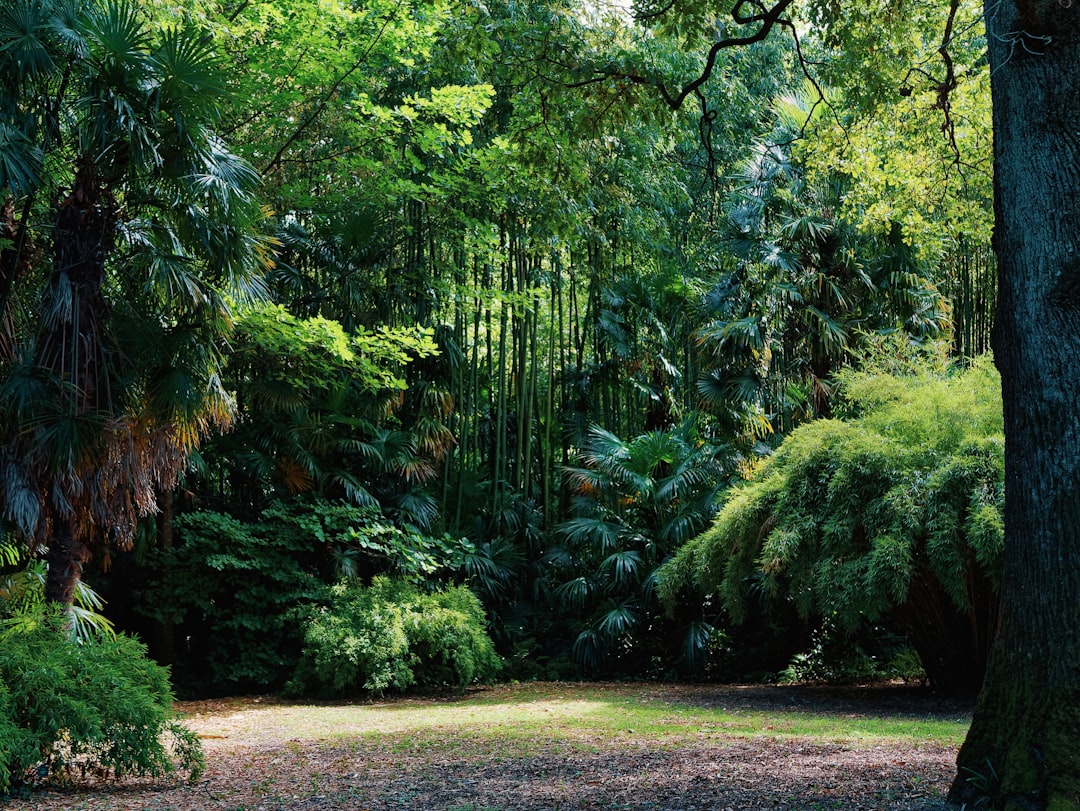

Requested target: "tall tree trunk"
[
  {"left": 950, "top": 3, "right": 1080, "bottom": 808},
  {"left": 39, "top": 163, "right": 114, "bottom": 607}
]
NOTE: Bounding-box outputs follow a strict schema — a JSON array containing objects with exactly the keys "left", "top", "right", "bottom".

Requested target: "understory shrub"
[
  {"left": 286, "top": 576, "right": 501, "bottom": 697},
  {"left": 134, "top": 500, "right": 475, "bottom": 696},
  {"left": 0, "top": 608, "right": 202, "bottom": 796}
]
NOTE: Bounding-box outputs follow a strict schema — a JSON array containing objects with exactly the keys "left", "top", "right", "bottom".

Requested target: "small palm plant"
[{"left": 550, "top": 415, "right": 731, "bottom": 673}]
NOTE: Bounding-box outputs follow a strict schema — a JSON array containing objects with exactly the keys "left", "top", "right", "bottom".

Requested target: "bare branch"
[{"left": 568, "top": 0, "right": 799, "bottom": 111}]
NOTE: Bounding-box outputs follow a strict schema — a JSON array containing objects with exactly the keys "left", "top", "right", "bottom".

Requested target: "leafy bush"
[
  {"left": 286, "top": 577, "right": 501, "bottom": 697},
  {"left": 660, "top": 360, "right": 1003, "bottom": 694},
  {"left": 136, "top": 500, "right": 476, "bottom": 695},
  {"left": 2, "top": 560, "right": 115, "bottom": 642},
  {"left": 138, "top": 509, "right": 326, "bottom": 695},
  {"left": 405, "top": 583, "right": 503, "bottom": 691},
  {"left": 0, "top": 608, "right": 202, "bottom": 796}
]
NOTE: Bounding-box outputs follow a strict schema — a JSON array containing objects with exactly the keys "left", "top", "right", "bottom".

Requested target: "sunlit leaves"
[
  {"left": 790, "top": 0, "right": 992, "bottom": 247},
  {"left": 660, "top": 361, "right": 1004, "bottom": 650}
]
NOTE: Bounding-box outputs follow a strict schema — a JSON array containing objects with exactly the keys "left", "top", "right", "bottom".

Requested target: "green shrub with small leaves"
[
  {"left": 0, "top": 608, "right": 202, "bottom": 796},
  {"left": 286, "top": 576, "right": 501, "bottom": 697},
  {"left": 405, "top": 582, "right": 504, "bottom": 690},
  {"left": 659, "top": 360, "right": 1003, "bottom": 694}
]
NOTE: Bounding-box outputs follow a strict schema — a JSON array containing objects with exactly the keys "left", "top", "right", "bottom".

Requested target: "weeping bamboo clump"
[{"left": 658, "top": 361, "right": 1003, "bottom": 694}]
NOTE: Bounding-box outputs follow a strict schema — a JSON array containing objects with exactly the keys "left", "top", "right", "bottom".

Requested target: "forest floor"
[{"left": 6, "top": 682, "right": 972, "bottom": 811}]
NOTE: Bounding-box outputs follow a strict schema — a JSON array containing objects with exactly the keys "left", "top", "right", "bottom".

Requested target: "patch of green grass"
[{"left": 183, "top": 682, "right": 970, "bottom": 760}]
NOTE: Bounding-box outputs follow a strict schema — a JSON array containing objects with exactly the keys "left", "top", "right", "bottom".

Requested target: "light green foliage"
[
  {"left": 0, "top": 607, "right": 202, "bottom": 796},
  {"left": 201, "top": 304, "right": 441, "bottom": 520},
  {"left": 286, "top": 576, "right": 501, "bottom": 697},
  {"left": 660, "top": 361, "right": 1003, "bottom": 689},
  {"left": 794, "top": 0, "right": 992, "bottom": 248},
  {"left": 234, "top": 303, "right": 437, "bottom": 395},
  {"left": 204, "top": 0, "right": 495, "bottom": 212}
]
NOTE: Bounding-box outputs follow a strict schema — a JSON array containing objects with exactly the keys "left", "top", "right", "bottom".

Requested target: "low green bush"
[
  {"left": 0, "top": 608, "right": 202, "bottom": 797},
  {"left": 137, "top": 509, "right": 325, "bottom": 695},
  {"left": 286, "top": 576, "right": 501, "bottom": 697},
  {"left": 135, "top": 500, "right": 475, "bottom": 696}
]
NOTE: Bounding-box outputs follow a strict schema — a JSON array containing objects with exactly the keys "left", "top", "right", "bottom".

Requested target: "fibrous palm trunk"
[{"left": 37, "top": 163, "right": 115, "bottom": 606}]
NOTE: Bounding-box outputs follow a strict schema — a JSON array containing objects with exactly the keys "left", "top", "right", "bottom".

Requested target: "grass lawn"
[{"left": 6, "top": 682, "right": 971, "bottom": 811}]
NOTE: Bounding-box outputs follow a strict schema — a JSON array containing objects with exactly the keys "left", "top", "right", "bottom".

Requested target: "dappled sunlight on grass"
[{"left": 179, "top": 681, "right": 970, "bottom": 754}]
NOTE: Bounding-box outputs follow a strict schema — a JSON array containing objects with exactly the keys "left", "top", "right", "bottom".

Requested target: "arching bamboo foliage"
[{"left": 660, "top": 361, "right": 1003, "bottom": 694}]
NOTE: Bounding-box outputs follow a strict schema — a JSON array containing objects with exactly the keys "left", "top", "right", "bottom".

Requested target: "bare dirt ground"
[{"left": 5, "top": 683, "right": 969, "bottom": 811}]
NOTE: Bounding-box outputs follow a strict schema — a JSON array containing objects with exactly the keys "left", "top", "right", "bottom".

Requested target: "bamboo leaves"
[{"left": 659, "top": 361, "right": 1003, "bottom": 692}]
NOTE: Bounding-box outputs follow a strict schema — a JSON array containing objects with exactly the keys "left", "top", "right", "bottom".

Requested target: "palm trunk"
[
  {"left": 43, "top": 513, "right": 89, "bottom": 606},
  {"left": 38, "top": 162, "right": 114, "bottom": 606}
]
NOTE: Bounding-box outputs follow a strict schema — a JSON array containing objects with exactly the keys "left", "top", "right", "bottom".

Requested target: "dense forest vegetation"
[
  {"left": 6, "top": 0, "right": 1057, "bottom": 802},
  {"left": 0, "top": 0, "right": 998, "bottom": 692}
]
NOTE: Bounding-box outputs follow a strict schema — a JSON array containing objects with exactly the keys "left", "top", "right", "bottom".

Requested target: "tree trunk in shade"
[{"left": 949, "top": 2, "right": 1080, "bottom": 808}]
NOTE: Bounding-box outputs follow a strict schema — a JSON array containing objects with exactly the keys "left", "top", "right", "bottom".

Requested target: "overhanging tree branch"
[
  {"left": 262, "top": 1, "right": 405, "bottom": 176},
  {"left": 568, "top": 0, "right": 799, "bottom": 110}
]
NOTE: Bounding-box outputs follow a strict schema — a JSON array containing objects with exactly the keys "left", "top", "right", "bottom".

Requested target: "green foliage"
[
  {"left": 286, "top": 576, "right": 501, "bottom": 697},
  {"left": 698, "top": 87, "right": 950, "bottom": 435},
  {"left": 779, "top": 617, "right": 925, "bottom": 686},
  {"left": 661, "top": 360, "right": 1003, "bottom": 691},
  {"left": 550, "top": 415, "right": 732, "bottom": 675},
  {"left": 138, "top": 508, "right": 327, "bottom": 694},
  {"left": 794, "top": 0, "right": 992, "bottom": 247},
  {"left": 197, "top": 303, "right": 443, "bottom": 524},
  {"left": 1, "top": 561, "right": 115, "bottom": 643},
  {"left": 233, "top": 303, "right": 437, "bottom": 397},
  {"left": 0, "top": 607, "right": 202, "bottom": 796},
  {"left": 0, "top": 0, "right": 271, "bottom": 597},
  {"left": 136, "top": 498, "right": 476, "bottom": 695}
]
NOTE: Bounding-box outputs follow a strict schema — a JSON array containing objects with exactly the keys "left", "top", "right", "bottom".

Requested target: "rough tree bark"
[
  {"left": 949, "top": 2, "right": 1080, "bottom": 808},
  {"left": 37, "top": 163, "right": 114, "bottom": 607}
]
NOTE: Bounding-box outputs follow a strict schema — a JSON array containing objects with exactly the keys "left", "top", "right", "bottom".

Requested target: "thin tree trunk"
[
  {"left": 149, "top": 487, "right": 177, "bottom": 665},
  {"left": 494, "top": 226, "right": 510, "bottom": 519},
  {"left": 950, "top": 3, "right": 1080, "bottom": 808}
]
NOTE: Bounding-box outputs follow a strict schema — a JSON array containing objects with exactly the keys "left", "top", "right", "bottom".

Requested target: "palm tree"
[
  {"left": 0, "top": 0, "right": 270, "bottom": 606},
  {"left": 551, "top": 416, "right": 731, "bottom": 672},
  {"left": 697, "top": 89, "right": 949, "bottom": 434}
]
